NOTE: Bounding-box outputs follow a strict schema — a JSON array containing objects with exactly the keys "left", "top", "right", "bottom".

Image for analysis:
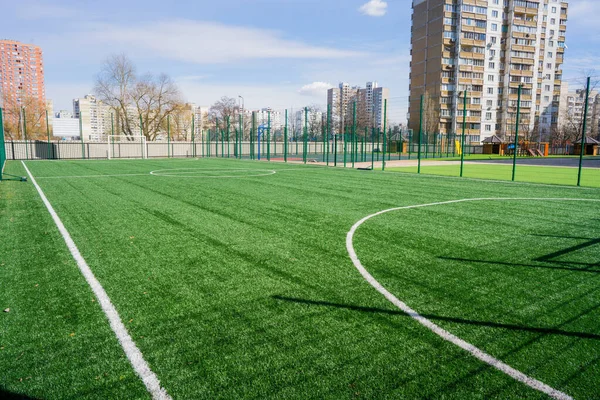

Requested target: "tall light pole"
[{"left": 238, "top": 96, "right": 244, "bottom": 158}]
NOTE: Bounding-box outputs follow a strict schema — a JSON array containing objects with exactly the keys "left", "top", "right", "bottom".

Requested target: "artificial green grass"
[
  {"left": 387, "top": 163, "right": 600, "bottom": 187},
  {"left": 0, "top": 161, "right": 149, "bottom": 399},
  {"left": 2, "top": 158, "right": 599, "bottom": 399}
]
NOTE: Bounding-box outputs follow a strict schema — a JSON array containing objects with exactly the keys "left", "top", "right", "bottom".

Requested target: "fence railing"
[{"left": 4, "top": 139, "right": 579, "bottom": 162}]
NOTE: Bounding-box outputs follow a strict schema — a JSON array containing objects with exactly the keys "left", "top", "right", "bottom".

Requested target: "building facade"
[
  {"left": 409, "top": 0, "right": 568, "bottom": 143},
  {"left": 0, "top": 40, "right": 46, "bottom": 125},
  {"left": 327, "top": 81, "right": 390, "bottom": 134},
  {"left": 73, "top": 95, "right": 111, "bottom": 141},
  {"left": 558, "top": 82, "right": 600, "bottom": 140}
]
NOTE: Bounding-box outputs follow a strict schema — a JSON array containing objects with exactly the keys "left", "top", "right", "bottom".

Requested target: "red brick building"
[{"left": 0, "top": 40, "right": 46, "bottom": 126}]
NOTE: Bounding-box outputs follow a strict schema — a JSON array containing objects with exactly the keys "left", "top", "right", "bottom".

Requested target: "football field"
[{"left": 1, "top": 158, "right": 599, "bottom": 399}]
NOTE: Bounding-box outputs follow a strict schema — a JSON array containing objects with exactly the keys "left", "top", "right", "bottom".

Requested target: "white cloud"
[
  {"left": 87, "top": 20, "right": 365, "bottom": 64},
  {"left": 298, "top": 82, "right": 332, "bottom": 97},
  {"left": 359, "top": 0, "right": 388, "bottom": 17}
]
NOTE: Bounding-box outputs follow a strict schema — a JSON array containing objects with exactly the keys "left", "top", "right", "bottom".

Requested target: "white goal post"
[{"left": 106, "top": 135, "right": 147, "bottom": 160}]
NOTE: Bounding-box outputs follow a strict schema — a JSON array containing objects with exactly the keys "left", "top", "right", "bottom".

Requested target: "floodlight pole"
[
  {"left": 577, "top": 77, "right": 591, "bottom": 187},
  {"left": 382, "top": 99, "right": 387, "bottom": 171},
  {"left": 418, "top": 95, "right": 423, "bottom": 174},
  {"left": 46, "top": 110, "right": 51, "bottom": 159},
  {"left": 23, "top": 108, "right": 29, "bottom": 160},
  {"left": 460, "top": 90, "right": 467, "bottom": 177},
  {"left": 284, "top": 109, "right": 288, "bottom": 163},
  {"left": 167, "top": 115, "right": 171, "bottom": 158},
  {"left": 326, "top": 104, "right": 331, "bottom": 166},
  {"left": 192, "top": 113, "right": 196, "bottom": 157},
  {"left": 512, "top": 85, "right": 522, "bottom": 182},
  {"left": 303, "top": 107, "right": 308, "bottom": 164},
  {"left": 80, "top": 112, "right": 85, "bottom": 159},
  {"left": 352, "top": 101, "right": 357, "bottom": 168}
]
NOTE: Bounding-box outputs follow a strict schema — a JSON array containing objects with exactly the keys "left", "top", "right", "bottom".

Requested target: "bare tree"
[
  {"left": 94, "top": 54, "right": 182, "bottom": 140},
  {"left": 421, "top": 91, "right": 440, "bottom": 143},
  {"left": 307, "top": 104, "right": 323, "bottom": 140},
  {"left": 1, "top": 93, "right": 48, "bottom": 140},
  {"left": 170, "top": 104, "right": 194, "bottom": 141}
]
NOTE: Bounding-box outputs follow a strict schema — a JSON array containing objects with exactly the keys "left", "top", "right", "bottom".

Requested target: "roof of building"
[
  {"left": 582, "top": 136, "right": 600, "bottom": 145},
  {"left": 482, "top": 135, "right": 503, "bottom": 144}
]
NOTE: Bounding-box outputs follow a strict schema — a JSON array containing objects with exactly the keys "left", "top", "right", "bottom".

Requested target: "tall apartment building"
[
  {"left": 0, "top": 40, "right": 46, "bottom": 124},
  {"left": 558, "top": 82, "right": 600, "bottom": 139},
  {"left": 73, "top": 95, "right": 111, "bottom": 141},
  {"left": 409, "top": 0, "right": 568, "bottom": 143},
  {"left": 294, "top": 108, "right": 324, "bottom": 135},
  {"left": 327, "top": 81, "right": 390, "bottom": 134}
]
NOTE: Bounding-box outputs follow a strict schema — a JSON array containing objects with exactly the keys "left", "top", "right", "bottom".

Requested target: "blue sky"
[{"left": 2, "top": 0, "right": 599, "bottom": 114}]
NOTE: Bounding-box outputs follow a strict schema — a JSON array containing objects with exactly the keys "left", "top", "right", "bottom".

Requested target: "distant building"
[
  {"left": 294, "top": 108, "right": 323, "bottom": 136},
  {"left": 0, "top": 40, "right": 46, "bottom": 125},
  {"left": 409, "top": 0, "right": 568, "bottom": 143},
  {"left": 327, "top": 82, "right": 389, "bottom": 134},
  {"left": 73, "top": 95, "right": 111, "bottom": 141},
  {"left": 56, "top": 110, "right": 73, "bottom": 119},
  {"left": 558, "top": 82, "right": 600, "bottom": 140}
]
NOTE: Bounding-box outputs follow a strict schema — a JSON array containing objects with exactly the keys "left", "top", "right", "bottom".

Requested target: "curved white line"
[
  {"left": 347, "top": 197, "right": 600, "bottom": 400},
  {"left": 22, "top": 161, "right": 171, "bottom": 400}
]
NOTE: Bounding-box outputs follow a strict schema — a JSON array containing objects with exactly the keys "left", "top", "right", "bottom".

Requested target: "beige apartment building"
[
  {"left": 327, "top": 81, "right": 390, "bottom": 134},
  {"left": 409, "top": 0, "right": 568, "bottom": 143},
  {"left": 73, "top": 95, "right": 111, "bottom": 141}
]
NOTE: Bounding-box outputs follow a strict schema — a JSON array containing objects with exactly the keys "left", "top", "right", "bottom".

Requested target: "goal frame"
[{"left": 107, "top": 135, "right": 147, "bottom": 160}]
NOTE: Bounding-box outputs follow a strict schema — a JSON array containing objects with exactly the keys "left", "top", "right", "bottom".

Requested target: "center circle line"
[{"left": 347, "top": 197, "right": 600, "bottom": 400}]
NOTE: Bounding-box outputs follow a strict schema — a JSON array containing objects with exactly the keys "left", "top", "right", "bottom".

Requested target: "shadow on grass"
[
  {"left": 439, "top": 257, "right": 600, "bottom": 273},
  {"left": 272, "top": 295, "right": 600, "bottom": 340},
  {"left": 0, "top": 390, "right": 39, "bottom": 400}
]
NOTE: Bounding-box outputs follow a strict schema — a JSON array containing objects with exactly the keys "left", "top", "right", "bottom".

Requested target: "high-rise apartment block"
[
  {"left": 409, "top": 0, "right": 568, "bottom": 143},
  {"left": 0, "top": 40, "right": 46, "bottom": 123},
  {"left": 559, "top": 82, "right": 600, "bottom": 139},
  {"left": 73, "top": 95, "right": 111, "bottom": 141},
  {"left": 327, "top": 81, "right": 389, "bottom": 134}
]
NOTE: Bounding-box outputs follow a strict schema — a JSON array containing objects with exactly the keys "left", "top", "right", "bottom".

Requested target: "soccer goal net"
[{"left": 107, "top": 135, "right": 147, "bottom": 160}]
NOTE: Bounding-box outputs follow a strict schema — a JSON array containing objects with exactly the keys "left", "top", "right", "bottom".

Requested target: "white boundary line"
[
  {"left": 35, "top": 173, "right": 151, "bottom": 179},
  {"left": 21, "top": 161, "right": 171, "bottom": 400},
  {"left": 347, "top": 197, "right": 600, "bottom": 400}
]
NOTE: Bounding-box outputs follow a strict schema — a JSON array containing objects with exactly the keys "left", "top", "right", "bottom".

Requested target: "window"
[
  {"left": 488, "top": 88, "right": 494, "bottom": 94},
  {"left": 492, "top": 10, "right": 498, "bottom": 17},
  {"left": 491, "top": 23, "right": 498, "bottom": 31},
  {"left": 486, "top": 112, "right": 492, "bottom": 120},
  {"left": 489, "top": 62, "right": 495, "bottom": 69},
  {"left": 485, "top": 125, "right": 492, "bottom": 131},
  {"left": 488, "top": 75, "right": 495, "bottom": 82}
]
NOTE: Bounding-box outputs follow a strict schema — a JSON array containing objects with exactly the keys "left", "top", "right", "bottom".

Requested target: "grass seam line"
[
  {"left": 347, "top": 197, "right": 600, "bottom": 400},
  {"left": 21, "top": 161, "right": 171, "bottom": 400}
]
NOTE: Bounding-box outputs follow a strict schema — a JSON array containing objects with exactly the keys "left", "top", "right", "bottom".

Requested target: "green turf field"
[
  {"left": 387, "top": 163, "right": 600, "bottom": 188},
  {"left": 1, "top": 158, "right": 599, "bottom": 399}
]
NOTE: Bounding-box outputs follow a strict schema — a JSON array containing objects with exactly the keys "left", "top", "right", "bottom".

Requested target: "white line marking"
[
  {"left": 21, "top": 161, "right": 171, "bottom": 400},
  {"left": 35, "top": 173, "right": 150, "bottom": 179},
  {"left": 347, "top": 197, "right": 600, "bottom": 400}
]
